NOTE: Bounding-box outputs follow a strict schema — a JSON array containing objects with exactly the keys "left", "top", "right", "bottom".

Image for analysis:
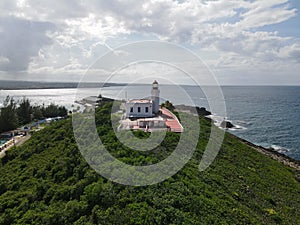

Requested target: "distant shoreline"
[
  {"left": 0, "top": 80, "right": 127, "bottom": 90},
  {"left": 2, "top": 80, "right": 300, "bottom": 90}
]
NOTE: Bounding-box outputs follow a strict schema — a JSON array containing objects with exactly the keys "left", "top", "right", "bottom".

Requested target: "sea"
[{"left": 0, "top": 85, "right": 299, "bottom": 160}]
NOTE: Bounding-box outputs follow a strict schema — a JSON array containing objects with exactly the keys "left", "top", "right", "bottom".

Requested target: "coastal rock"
[
  {"left": 196, "top": 106, "right": 211, "bottom": 117},
  {"left": 220, "top": 120, "right": 235, "bottom": 129},
  {"left": 174, "top": 105, "right": 211, "bottom": 117},
  {"left": 268, "top": 146, "right": 289, "bottom": 153}
]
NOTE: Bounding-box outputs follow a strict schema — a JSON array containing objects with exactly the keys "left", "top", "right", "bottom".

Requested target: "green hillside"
[{"left": 0, "top": 102, "right": 299, "bottom": 225}]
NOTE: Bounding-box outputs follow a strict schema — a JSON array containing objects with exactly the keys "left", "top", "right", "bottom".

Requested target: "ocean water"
[
  {"left": 0, "top": 88, "right": 98, "bottom": 111},
  {"left": 217, "top": 86, "right": 300, "bottom": 160},
  {"left": 0, "top": 86, "right": 299, "bottom": 160}
]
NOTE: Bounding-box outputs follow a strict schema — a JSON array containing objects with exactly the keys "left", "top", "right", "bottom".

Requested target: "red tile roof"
[{"left": 160, "top": 108, "right": 183, "bottom": 133}]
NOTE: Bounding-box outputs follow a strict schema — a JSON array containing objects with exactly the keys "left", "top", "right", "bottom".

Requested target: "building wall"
[
  {"left": 138, "top": 120, "right": 166, "bottom": 128},
  {"left": 151, "top": 86, "right": 160, "bottom": 114},
  {"left": 125, "top": 102, "right": 153, "bottom": 118},
  {"left": 152, "top": 96, "right": 159, "bottom": 114}
]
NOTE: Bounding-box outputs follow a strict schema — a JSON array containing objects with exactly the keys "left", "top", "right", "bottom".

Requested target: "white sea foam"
[
  {"left": 270, "top": 145, "right": 290, "bottom": 153},
  {"left": 206, "top": 115, "right": 248, "bottom": 131},
  {"left": 235, "top": 120, "right": 251, "bottom": 125},
  {"left": 227, "top": 125, "right": 247, "bottom": 131}
]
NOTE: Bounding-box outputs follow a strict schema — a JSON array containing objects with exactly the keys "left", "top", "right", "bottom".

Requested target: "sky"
[{"left": 0, "top": 0, "right": 299, "bottom": 85}]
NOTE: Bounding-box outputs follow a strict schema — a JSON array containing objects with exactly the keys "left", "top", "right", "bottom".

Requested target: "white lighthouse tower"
[{"left": 151, "top": 80, "right": 160, "bottom": 114}]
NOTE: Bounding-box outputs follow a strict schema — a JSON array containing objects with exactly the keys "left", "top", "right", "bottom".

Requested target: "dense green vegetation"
[
  {"left": 161, "top": 100, "right": 175, "bottom": 111},
  {"left": 0, "top": 96, "right": 68, "bottom": 133},
  {"left": 0, "top": 101, "right": 299, "bottom": 224}
]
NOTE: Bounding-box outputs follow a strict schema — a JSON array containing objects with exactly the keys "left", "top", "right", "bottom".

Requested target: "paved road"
[{"left": 0, "top": 134, "right": 31, "bottom": 158}]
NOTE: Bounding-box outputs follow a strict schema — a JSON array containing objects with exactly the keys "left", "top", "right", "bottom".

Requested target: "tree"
[
  {"left": 32, "top": 106, "right": 44, "bottom": 120},
  {"left": 43, "top": 104, "right": 67, "bottom": 118},
  {"left": 16, "top": 97, "right": 32, "bottom": 125},
  {"left": 58, "top": 106, "right": 68, "bottom": 117},
  {"left": 161, "top": 100, "right": 175, "bottom": 112},
  {"left": 43, "top": 104, "right": 59, "bottom": 118},
  {"left": 0, "top": 96, "right": 18, "bottom": 132}
]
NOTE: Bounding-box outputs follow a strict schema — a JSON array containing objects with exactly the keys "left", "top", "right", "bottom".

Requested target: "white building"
[
  {"left": 125, "top": 80, "right": 160, "bottom": 119},
  {"left": 120, "top": 80, "right": 183, "bottom": 132},
  {"left": 125, "top": 99, "right": 153, "bottom": 118}
]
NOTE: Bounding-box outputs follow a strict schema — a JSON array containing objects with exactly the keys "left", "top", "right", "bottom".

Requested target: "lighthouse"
[
  {"left": 121, "top": 80, "right": 183, "bottom": 132},
  {"left": 151, "top": 80, "right": 160, "bottom": 114}
]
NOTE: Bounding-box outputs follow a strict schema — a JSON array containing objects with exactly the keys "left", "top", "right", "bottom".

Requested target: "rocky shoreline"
[
  {"left": 232, "top": 134, "right": 300, "bottom": 171},
  {"left": 173, "top": 104, "right": 300, "bottom": 171}
]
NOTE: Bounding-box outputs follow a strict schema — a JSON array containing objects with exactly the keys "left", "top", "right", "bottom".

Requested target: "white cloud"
[
  {"left": 278, "top": 43, "right": 300, "bottom": 61},
  {"left": 237, "top": 0, "right": 297, "bottom": 28},
  {"left": 0, "top": 0, "right": 299, "bottom": 84},
  {"left": 0, "top": 56, "right": 10, "bottom": 65}
]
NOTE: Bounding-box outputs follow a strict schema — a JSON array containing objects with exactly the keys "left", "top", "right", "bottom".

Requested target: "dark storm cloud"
[{"left": 0, "top": 17, "right": 55, "bottom": 72}]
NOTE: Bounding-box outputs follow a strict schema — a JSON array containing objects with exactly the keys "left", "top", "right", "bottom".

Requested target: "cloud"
[
  {"left": 278, "top": 43, "right": 300, "bottom": 61},
  {"left": 0, "top": 56, "right": 10, "bottom": 65},
  {"left": 0, "top": 17, "right": 55, "bottom": 72},
  {"left": 236, "top": 0, "right": 297, "bottom": 29},
  {"left": 0, "top": 0, "right": 299, "bottom": 84}
]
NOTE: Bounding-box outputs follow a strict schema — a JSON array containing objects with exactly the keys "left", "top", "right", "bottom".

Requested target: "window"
[
  {"left": 130, "top": 107, "right": 133, "bottom": 113},
  {"left": 145, "top": 107, "right": 149, "bottom": 113},
  {"left": 138, "top": 107, "right": 141, "bottom": 113}
]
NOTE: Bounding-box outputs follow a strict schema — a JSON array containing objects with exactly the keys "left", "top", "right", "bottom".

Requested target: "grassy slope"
[{"left": 0, "top": 103, "right": 299, "bottom": 225}]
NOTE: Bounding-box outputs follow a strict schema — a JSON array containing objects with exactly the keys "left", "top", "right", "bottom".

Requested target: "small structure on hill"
[
  {"left": 120, "top": 81, "right": 183, "bottom": 132},
  {"left": 125, "top": 80, "right": 160, "bottom": 119}
]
